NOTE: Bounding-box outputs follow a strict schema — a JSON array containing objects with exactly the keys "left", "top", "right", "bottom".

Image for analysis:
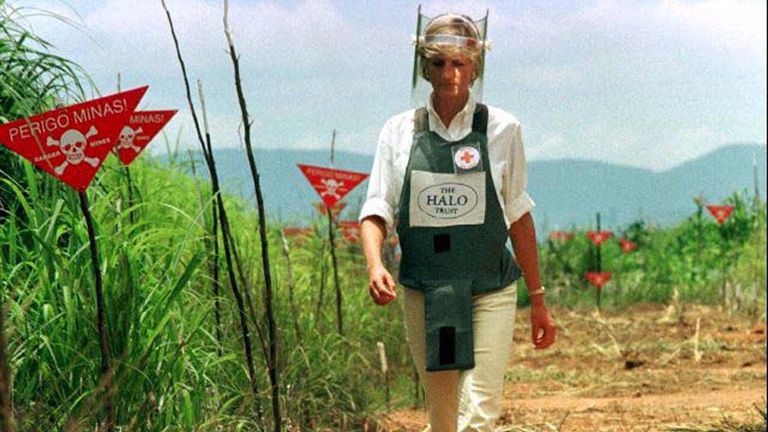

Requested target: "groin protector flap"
[{"left": 424, "top": 281, "right": 475, "bottom": 371}]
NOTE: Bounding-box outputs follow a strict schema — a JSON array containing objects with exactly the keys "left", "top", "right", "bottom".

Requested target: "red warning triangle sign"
[
  {"left": 298, "top": 164, "right": 368, "bottom": 208},
  {"left": 282, "top": 227, "right": 314, "bottom": 246},
  {"left": 0, "top": 86, "right": 148, "bottom": 191},
  {"left": 586, "top": 230, "right": 614, "bottom": 246},
  {"left": 114, "top": 110, "right": 176, "bottom": 165},
  {"left": 338, "top": 220, "right": 361, "bottom": 243},
  {"left": 706, "top": 205, "right": 734, "bottom": 225},
  {"left": 548, "top": 230, "right": 574, "bottom": 241},
  {"left": 585, "top": 272, "right": 612, "bottom": 289},
  {"left": 619, "top": 238, "right": 638, "bottom": 253},
  {"left": 282, "top": 227, "right": 314, "bottom": 238}
]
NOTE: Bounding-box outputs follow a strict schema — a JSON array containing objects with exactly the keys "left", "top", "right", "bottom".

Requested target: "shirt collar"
[{"left": 426, "top": 92, "right": 477, "bottom": 139}]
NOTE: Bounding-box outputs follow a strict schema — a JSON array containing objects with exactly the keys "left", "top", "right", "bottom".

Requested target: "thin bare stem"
[
  {"left": 78, "top": 190, "right": 114, "bottom": 431},
  {"left": 0, "top": 291, "right": 15, "bottom": 432},
  {"left": 223, "top": 1, "right": 280, "bottom": 429},
  {"left": 196, "top": 82, "right": 223, "bottom": 356},
  {"left": 161, "top": 0, "right": 261, "bottom": 418},
  {"left": 327, "top": 207, "right": 342, "bottom": 335},
  {"left": 280, "top": 230, "right": 302, "bottom": 344}
]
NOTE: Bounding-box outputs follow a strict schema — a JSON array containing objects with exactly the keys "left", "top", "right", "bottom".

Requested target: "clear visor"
[
  {"left": 410, "top": 9, "right": 490, "bottom": 108},
  {"left": 417, "top": 34, "right": 489, "bottom": 50}
]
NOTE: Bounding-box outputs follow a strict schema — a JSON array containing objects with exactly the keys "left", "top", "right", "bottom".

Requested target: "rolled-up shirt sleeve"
[
  {"left": 503, "top": 123, "right": 536, "bottom": 226},
  {"left": 358, "top": 119, "right": 396, "bottom": 233}
]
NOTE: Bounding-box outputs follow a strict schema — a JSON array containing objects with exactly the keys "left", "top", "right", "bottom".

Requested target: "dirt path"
[
  {"left": 499, "top": 387, "right": 765, "bottom": 430},
  {"left": 375, "top": 302, "right": 767, "bottom": 431},
  {"left": 378, "top": 387, "right": 765, "bottom": 431}
]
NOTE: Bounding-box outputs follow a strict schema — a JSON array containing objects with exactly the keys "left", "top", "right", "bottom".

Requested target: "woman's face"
[{"left": 425, "top": 52, "right": 475, "bottom": 100}]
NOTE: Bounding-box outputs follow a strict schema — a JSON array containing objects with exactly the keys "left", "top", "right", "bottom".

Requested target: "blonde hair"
[{"left": 418, "top": 14, "right": 484, "bottom": 83}]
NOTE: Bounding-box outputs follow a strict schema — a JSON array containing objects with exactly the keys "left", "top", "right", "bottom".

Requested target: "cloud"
[
  {"left": 653, "top": 0, "right": 766, "bottom": 60},
  {"left": 526, "top": 120, "right": 641, "bottom": 165},
  {"left": 572, "top": 0, "right": 765, "bottom": 68},
  {"left": 525, "top": 118, "right": 742, "bottom": 172},
  {"left": 8, "top": 0, "right": 765, "bottom": 174},
  {"left": 526, "top": 132, "right": 566, "bottom": 160},
  {"left": 647, "top": 125, "right": 725, "bottom": 171},
  {"left": 490, "top": 0, "right": 765, "bottom": 85}
]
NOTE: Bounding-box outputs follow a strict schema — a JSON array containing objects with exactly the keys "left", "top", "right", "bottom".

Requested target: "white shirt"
[{"left": 358, "top": 95, "right": 535, "bottom": 235}]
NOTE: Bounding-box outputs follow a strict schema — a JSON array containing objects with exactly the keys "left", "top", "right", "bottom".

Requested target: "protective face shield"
[{"left": 410, "top": 7, "right": 490, "bottom": 108}]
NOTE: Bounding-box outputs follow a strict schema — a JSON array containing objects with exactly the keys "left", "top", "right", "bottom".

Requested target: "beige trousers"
[{"left": 402, "top": 282, "right": 518, "bottom": 432}]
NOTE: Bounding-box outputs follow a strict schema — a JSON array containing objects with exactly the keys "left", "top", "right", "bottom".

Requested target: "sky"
[{"left": 9, "top": 0, "right": 767, "bottom": 172}]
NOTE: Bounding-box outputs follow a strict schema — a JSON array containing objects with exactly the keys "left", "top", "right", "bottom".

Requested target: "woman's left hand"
[{"left": 530, "top": 301, "right": 556, "bottom": 350}]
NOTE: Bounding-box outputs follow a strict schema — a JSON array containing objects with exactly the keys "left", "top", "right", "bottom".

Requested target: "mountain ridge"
[{"left": 155, "top": 143, "right": 766, "bottom": 231}]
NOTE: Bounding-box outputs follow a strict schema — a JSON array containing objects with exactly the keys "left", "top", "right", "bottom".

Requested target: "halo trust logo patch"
[{"left": 417, "top": 182, "right": 479, "bottom": 219}]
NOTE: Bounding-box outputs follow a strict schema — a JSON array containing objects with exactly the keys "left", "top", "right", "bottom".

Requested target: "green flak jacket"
[{"left": 396, "top": 103, "right": 522, "bottom": 371}]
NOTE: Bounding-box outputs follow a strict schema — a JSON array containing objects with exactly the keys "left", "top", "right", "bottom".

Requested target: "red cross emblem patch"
[{"left": 453, "top": 146, "right": 480, "bottom": 170}]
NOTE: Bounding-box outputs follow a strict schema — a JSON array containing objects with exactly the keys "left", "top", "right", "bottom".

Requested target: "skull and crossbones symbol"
[
  {"left": 117, "top": 126, "right": 143, "bottom": 153},
  {"left": 320, "top": 178, "right": 344, "bottom": 199},
  {"left": 46, "top": 126, "right": 100, "bottom": 175}
]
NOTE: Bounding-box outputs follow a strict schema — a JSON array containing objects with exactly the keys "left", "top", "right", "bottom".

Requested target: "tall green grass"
[{"left": 2, "top": 148, "right": 407, "bottom": 430}]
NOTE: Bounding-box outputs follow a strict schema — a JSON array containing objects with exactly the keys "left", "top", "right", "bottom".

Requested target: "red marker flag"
[
  {"left": 586, "top": 230, "right": 614, "bottom": 246},
  {"left": 115, "top": 110, "right": 177, "bottom": 165},
  {"left": 585, "top": 272, "right": 612, "bottom": 289},
  {"left": 619, "top": 238, "right": 638, "bottom": 253},
  {"left": 338, "top": 220, "right": 361, "bottom": 243},
  {"left": 298, "top": 164, "right": 368, "bottom": 208},
  {"left": 0, "top": 86, "right": 148, "bottom": 191},
  {"left": 549, "top": 230, "right": 574, "bottom": 241},
  {"left": 706, "top": 205, "right": 734, "bottom": 225},
  {"left": 282, "top": 227, "right": 313, "bottom": 237},
  {"left": 313, "top": 201, "right": 348, "bottom": 218},
  {"left": 282, "top": 227, "right": 313, "bottom": 247}
]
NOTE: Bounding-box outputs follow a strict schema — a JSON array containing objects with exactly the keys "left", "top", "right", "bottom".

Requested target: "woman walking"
[{"left": 359, "top": 10, "right": 556, "bottom": 432}]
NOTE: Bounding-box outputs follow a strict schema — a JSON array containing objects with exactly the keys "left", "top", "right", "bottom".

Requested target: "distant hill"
[
  {"left": 156, "top": 143, "right": 766, "bottom": 232},
  {"left": 529, "top": 143, "right": 766, "bottom": 230}
]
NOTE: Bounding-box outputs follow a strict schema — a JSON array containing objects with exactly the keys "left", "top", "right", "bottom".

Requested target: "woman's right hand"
[{"left": 367, "top": 263, "right": 397, "bottom": 306}]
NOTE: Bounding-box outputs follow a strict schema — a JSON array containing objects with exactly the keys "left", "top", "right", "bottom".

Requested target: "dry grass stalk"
[{"left": 694, "top": 316, "right": 702, "bottom": 363}]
